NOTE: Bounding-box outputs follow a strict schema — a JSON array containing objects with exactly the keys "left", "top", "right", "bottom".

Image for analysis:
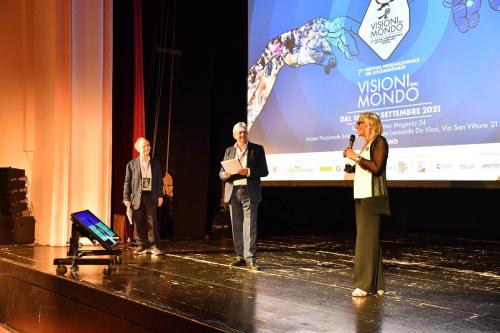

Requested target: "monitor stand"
[{"left": 53, "top": 222, "right": 122, "bottom": 278}]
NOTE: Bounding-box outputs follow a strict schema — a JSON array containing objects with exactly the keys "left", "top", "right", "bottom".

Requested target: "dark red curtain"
[
  {"left": 111, "top": 0, "right": 146, "bottom": 236},
  {"left": 132, "top": 0, "right": 145, "bottom": 157}
]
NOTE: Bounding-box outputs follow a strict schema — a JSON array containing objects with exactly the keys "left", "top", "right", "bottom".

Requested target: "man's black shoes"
[
  {"left": 247, "top": 261, "right": 259, "bottom": 271},
  {"left": 229, "top": 258, "right": 246, "bottom": 267}
]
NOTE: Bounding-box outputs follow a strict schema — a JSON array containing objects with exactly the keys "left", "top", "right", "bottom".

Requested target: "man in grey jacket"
[
  {"left": 123, "top": 137, "right": 165, "bottom": 255},
  {"left": 220, "top": 122, "right": 268, "bottom": 270}
]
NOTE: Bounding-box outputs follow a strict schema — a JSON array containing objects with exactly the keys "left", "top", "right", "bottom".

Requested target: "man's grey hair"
[
  {"left": 232, "top": 122, "right": 247, "bottom": 136},
  {"left": 134, "top": 137, "right": 150, "bottom": 151}
]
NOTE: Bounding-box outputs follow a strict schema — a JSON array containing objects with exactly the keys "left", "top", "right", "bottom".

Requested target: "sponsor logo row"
[{"left": 269, "top": 161, "right": 500, "bottom": 175}]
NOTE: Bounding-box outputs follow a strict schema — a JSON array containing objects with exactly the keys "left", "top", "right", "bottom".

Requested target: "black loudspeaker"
[
  {"left": 13, "top": 216, "right": 35, "bottom": 244},
  {"left": 0, "top": 201, "right": 28, "bottom": 216},
  {"left": 0, "top": 180, "right": 25, "bottom": 196},
  {"left": 0, "top": 217, "right": 13, "bottom": 243},
  {"left": 0, "top": 167, "right": 34, "bottom": 244},
  {"left": 12, "top": 191, "right": 26, "bottom": 202},
  {"left": 0, "top": 167, "right": 25, "bottom": 179},
  {"left": 0, "top": 216, "right": 35, "bottom": 244},
  {"left": 0, "top": 167, "right": 27, "bottom": 203}
]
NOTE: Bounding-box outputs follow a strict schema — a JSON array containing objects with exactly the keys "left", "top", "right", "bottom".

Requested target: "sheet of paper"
[
  {"left": 221, "top": 158, "right": 242, "bottom": 175},
  {"left": 126, "top": 206, "right": 133, "bottom": 225}
]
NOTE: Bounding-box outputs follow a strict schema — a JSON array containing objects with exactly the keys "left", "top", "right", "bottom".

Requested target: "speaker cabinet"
[
  {"left": 0, "top": 216, "right": 35, "bottom": 244},
  {"left": 13, "top": 216, "right": 35, "bottom": 244},
  {"left": 0, "top": 217, "right": 13, "bottom": 243},
  {"left": 0, "top": 167, "right": 34, "bottom": 244},
  {"left": 0, "top": 167, "right": 25, "bottom": 179}
]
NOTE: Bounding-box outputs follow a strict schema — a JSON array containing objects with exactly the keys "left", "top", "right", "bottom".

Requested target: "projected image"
[
  {"left": 248, "top": 0, "right": 500, "bottom": 181},
  {"left": 444, "top": 0, "right": 500, "bottom": 33},
  {"left": 248, "top": 17, "right": 360, "bottom": 129}
]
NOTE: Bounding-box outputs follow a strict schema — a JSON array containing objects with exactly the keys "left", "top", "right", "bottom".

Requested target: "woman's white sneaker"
[{"left": 352, "top": 288, "right": 368, "bottom": 297}]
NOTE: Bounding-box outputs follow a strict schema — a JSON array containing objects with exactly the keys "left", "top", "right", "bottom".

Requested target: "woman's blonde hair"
[{"left": 359, "top": 112, "right": 383, "bottom": 140}]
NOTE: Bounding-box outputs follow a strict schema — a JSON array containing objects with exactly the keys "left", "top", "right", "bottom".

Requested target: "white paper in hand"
[
  {"left": 126, "top": 206, "right": 133, "bottom": 225},
  {"left": 221, "top": 158, "right": 242, "bottom": 175}
]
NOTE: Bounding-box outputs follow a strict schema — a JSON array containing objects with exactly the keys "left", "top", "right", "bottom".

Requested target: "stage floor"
[{"left": 1, "top": 233, "right": 499, "bottom": 332}]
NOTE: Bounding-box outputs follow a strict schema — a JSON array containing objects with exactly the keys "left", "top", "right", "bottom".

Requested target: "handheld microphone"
[
  {"left": 344, "top": 134, "right": 356, "bottom": 173},
  {"left": 348, "top": 134, "right": 355, "bottom": 149}
]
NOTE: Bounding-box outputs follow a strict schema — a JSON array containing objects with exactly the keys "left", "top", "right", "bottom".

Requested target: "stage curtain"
[
  {"left": 132, "top": 0, "right": 145, "bottom": 156},
  {"left": 0, "top": 0, "right": 113, "bottom": 246}
]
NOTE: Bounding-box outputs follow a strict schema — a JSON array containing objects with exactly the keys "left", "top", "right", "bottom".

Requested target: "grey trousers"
[
  {"left": 132, "top": 192, "right": 160, "bottom": 249},
  {"left": 229, "top": 186, "right": 259, "bottom": 263},
  {"left": 354, "top": 198, "right": 385, "bottom": 293}
]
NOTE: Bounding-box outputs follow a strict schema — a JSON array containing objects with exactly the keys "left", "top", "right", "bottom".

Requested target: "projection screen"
[{"left": 247, "top": 0, "right": 500, "bottom": 184}]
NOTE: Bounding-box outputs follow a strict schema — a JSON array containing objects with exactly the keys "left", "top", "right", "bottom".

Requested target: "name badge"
[{"left": 142, "top": 177, "right": 152, "bottom": 191}]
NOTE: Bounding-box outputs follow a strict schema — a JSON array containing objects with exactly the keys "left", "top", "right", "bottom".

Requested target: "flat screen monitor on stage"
[
  {"left": 70, "top": 210, "right": 120, "bottom": 250},
  {"left": 248, "top": 0, "right": 500, "bottom": 184}
]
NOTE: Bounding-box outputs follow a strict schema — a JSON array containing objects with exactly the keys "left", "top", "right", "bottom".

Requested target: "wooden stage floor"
[{"left": 1, "top": 233, "right": 499, "bottom": 332}]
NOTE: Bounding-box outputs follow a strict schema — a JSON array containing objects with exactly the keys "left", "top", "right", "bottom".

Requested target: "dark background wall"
[
  {"left": 112, "top": 0, "right": 500, "bottom": 241},
  {"left": 258, "top": 186, "right": 500, "bottom": 240}
]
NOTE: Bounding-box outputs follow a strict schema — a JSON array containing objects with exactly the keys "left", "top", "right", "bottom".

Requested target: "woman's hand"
[{"left": 343, "top": 148, "right": 357, "bottom": 161}]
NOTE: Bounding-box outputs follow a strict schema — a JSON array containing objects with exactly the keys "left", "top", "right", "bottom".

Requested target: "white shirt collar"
[{"left": 234, "top": 142, "right": 248, "bottom": 152}]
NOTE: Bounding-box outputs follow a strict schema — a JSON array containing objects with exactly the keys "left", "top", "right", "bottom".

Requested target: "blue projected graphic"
[
  {"left": 248, "top": 0, "right": 500, "bottom": 181},
  {"left": 248, "top": 0, "right": 500, "bottom": 153}
]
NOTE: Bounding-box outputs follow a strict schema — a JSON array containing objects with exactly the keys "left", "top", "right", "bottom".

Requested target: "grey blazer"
[
  {"left": 123, "top": 158, "right": 164, "bottom": 210},
  {"left": 219, "top": 142, "right": 268, "bottom": 203}
]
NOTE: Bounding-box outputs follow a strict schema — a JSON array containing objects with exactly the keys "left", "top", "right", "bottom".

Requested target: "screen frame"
[
  {"left": 247, "top": 1, "right": 500, "bottom": 187},
  {"left": 262, "top": 180, "right": 500, "bottom": 189}
]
